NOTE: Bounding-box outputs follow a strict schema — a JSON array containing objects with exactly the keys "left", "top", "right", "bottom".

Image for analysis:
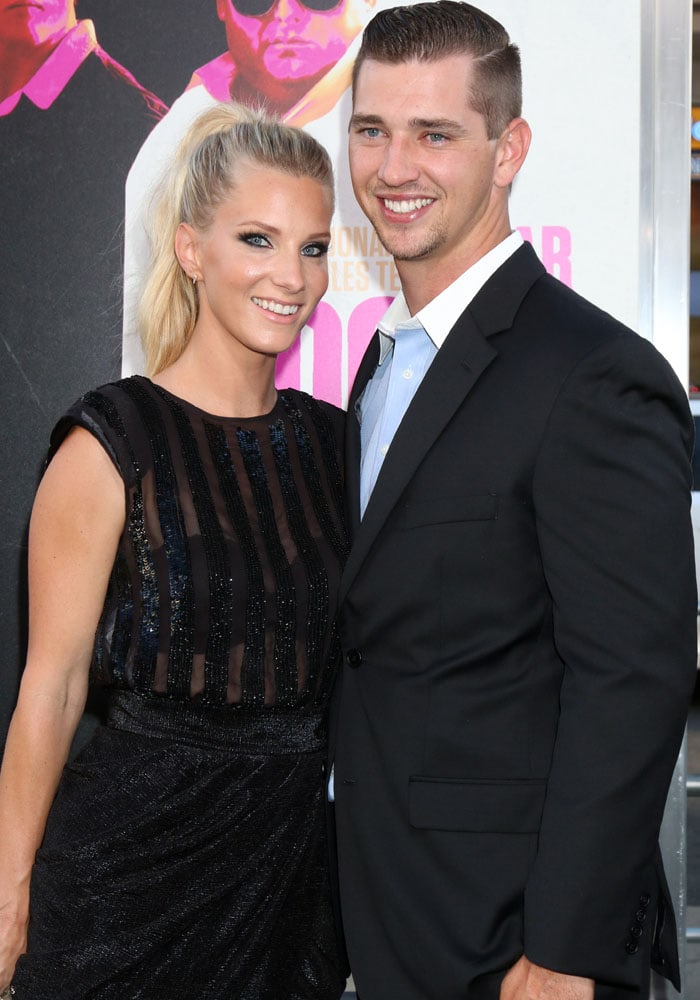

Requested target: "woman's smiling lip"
[{"left": 252, "top": 296, "right": 301, "bottom": 317}]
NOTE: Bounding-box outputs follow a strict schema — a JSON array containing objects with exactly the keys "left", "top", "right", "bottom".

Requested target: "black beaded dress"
[{"left": 12, "top": 376, "right": 349, "bottom": 1000}]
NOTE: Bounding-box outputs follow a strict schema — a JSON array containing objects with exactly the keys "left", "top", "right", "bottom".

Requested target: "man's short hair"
[{"left": 352, "top": 0, "right": 521, "bottom": 139}]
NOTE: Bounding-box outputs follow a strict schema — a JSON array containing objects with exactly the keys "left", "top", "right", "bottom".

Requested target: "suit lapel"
[
  {"left": 340, "top": 316, "right": 495, "bottom": 603},
  {"left": 340, "top": 242, "right": 546, "bottom": 604},
  {"left": 344, "top": 333, "right": 380, "bottom": 540}
]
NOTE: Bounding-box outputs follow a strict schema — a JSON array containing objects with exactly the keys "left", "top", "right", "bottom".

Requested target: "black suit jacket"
[{"left": 332, "top": 242, "right": 697, "bottom": 999}]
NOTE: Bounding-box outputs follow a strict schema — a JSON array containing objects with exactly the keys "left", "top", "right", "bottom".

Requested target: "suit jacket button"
[
  {"left": 626, "top": 941, "right": 639, "bottom": 955},
  {"left": 347, "top": 649, "right": 362, "bottom": 669},
  {"left": 639, "top": 893, "right": 651, "bottom": 907}
]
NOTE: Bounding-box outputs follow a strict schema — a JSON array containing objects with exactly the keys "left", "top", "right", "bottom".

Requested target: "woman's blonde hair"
[{"left": 139, "top": 102, "right": 334, "bottom": 375}]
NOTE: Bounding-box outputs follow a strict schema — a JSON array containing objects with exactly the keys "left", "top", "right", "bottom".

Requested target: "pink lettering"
[
  {"left": 310, "top": 302, "right": 342, "bottom": 402},
  {"left": 517, "top": 225, "right": 573, "bottom": 287},
  {"left": 541, "top": 226, "right": 572, "bottom": 286}
]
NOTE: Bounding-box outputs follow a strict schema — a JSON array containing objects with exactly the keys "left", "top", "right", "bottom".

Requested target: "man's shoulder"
[
  {"left": 490, "top": 242, "right": 635, "bottom": 344},
  {"left": 514, "top": 269, "right": 686, "bottom": 402},
  {"left": 474, "top": 243, "right": 681, "bottom": 385}
]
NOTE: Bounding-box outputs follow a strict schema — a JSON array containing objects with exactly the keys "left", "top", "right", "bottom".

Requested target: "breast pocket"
[{"left": 397, "top": 493, "right": 499, "bottom": 530}]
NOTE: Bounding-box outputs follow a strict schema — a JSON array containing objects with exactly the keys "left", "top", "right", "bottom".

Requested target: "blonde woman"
[{"left": 0, "top": 103, "right": 348, "bottom": 999}]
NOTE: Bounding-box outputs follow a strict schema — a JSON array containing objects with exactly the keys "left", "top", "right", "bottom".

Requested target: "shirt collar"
[
  {"left": 187, "top": 53, "right": 235, "bottom": 103},
  {"left": 0, "top": 20, "right": 97, "bottom": 116},
  {"left": 375, "top": 230, "right": 524, "bottom": 365}
]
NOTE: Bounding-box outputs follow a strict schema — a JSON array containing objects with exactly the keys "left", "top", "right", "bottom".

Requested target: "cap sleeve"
[{"left": 46, "top": 383, "right": 137, "bottom": 488}]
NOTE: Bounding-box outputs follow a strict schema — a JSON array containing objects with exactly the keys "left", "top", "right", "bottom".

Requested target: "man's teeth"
[
  {"left": 253, "top": 298, "right": 299, "bottom": 315},
  {"left": 383, "top": 197, "right": 433, "bottom": 214}
]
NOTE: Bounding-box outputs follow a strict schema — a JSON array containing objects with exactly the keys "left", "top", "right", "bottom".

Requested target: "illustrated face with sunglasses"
[{"left": 217, "top": 0, "right": 374, "bottom": 112}]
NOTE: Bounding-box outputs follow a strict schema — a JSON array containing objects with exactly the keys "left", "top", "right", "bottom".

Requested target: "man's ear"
[
  {"left": 175, "top": 222, "right": 201, "bottom": 282},
  {"left": 494, "top": 117, "right": 531, "bottom": 189}
]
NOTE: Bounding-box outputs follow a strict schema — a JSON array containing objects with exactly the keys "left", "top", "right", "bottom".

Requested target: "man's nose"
[{"left": 377, "top": 137, "right": 421, "bottom": 187}]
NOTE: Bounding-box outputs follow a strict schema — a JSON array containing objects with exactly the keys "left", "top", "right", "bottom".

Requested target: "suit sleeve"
[{"left": 523, "top": 331, "right": 697, "bottom": 987}]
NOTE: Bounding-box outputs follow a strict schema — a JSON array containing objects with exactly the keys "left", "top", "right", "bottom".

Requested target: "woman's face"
[{"left": 180, "top": 162, "right": 332, "bottom": 363}]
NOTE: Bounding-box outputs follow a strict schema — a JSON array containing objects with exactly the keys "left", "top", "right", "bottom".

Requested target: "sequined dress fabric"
[{"left": 13, "top": 376, "right": 348, "bottom": 1000}]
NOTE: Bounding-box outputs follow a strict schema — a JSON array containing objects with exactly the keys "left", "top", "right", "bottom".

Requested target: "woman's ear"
[{"left": 175, "top": 222, "right": 201, "bottom": 283}]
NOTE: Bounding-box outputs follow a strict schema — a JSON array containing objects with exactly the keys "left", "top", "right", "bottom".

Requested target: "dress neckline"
[{"left": 136, "top": 375, "right": 284, "bottom": 424}]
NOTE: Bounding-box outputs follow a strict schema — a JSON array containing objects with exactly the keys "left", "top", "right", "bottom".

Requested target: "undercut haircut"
[{"left": 352, "top": 1, "right": 522, "bottom": 139}]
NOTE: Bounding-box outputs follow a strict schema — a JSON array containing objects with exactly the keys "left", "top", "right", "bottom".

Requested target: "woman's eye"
[
  {"left": 301, "top": 243, "right": 330, "bottom": 258},
  {"left": 241, "top": 232, "right": 271, "bottom": 248}
]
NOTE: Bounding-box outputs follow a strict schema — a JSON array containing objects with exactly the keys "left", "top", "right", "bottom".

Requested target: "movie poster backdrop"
[{"left": 0, "top": 1, "right": 657, "bottom": 745}]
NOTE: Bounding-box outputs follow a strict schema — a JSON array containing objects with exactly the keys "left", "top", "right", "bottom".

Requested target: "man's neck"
[
  {"left": 398, "top": 255, "right": 485, "bottom": 316},
  {"left": 398, "top": 223, "right": 514, "bottom": 315}
]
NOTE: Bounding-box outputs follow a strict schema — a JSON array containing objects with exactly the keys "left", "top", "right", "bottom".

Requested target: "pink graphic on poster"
[{"left": 0, "top": 1, "right": 166, "bottom": 116}]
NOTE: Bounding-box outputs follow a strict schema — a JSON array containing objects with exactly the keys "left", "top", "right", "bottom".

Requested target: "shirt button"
[
  {"left": 402, "top": 367, "right": 413, "bottom": 379},
  {"left": 380, "top": 444, "right": 389, "bottom": 456}
]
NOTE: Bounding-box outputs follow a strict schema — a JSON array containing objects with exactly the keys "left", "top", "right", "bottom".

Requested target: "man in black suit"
[{"left": 331, "top": 3, "right": 698, "bottom": 998}]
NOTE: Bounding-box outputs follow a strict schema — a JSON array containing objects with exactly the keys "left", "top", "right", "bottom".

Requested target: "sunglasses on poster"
[{"left": 231, "top": 0, "right": 343, "bottom": 15}]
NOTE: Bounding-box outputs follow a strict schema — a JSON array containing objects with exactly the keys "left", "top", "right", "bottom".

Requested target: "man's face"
[
  {"left": 218, "top": 0, "right": 368, "bottom": 98},
  {"left": 349, "top": 54, "right": 516, "bottom": 282},
  {"left": 0, "top": 0, "right": 75, "bottom": 49}
]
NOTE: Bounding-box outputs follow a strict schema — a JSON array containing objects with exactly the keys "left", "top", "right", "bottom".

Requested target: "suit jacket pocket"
[
  {"left": 397, "top": 492, "right": 499, "bottom": 530},
  {"left": 408, "top": 776, "right": 546, "bottom": 833}
]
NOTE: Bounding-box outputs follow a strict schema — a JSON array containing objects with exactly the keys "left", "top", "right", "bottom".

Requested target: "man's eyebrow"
[
  {"left": 410, "top": 117, "right": 468, "bottom": 134},
  {"left": 349, "top": 113, "right": 385, "bottom": 128},
  {"left": 349, "top": 113, "right": 469, "bottom": 135}
]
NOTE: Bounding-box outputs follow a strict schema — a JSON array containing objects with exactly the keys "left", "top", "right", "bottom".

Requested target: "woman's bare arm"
[{"left": 0, "top": 427, "right": 125, "bottom": 990}]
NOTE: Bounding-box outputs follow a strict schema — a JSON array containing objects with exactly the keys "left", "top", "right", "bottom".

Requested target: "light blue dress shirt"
[{"left": 359, "top": 321, "right": 437, "bottom": 516}]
